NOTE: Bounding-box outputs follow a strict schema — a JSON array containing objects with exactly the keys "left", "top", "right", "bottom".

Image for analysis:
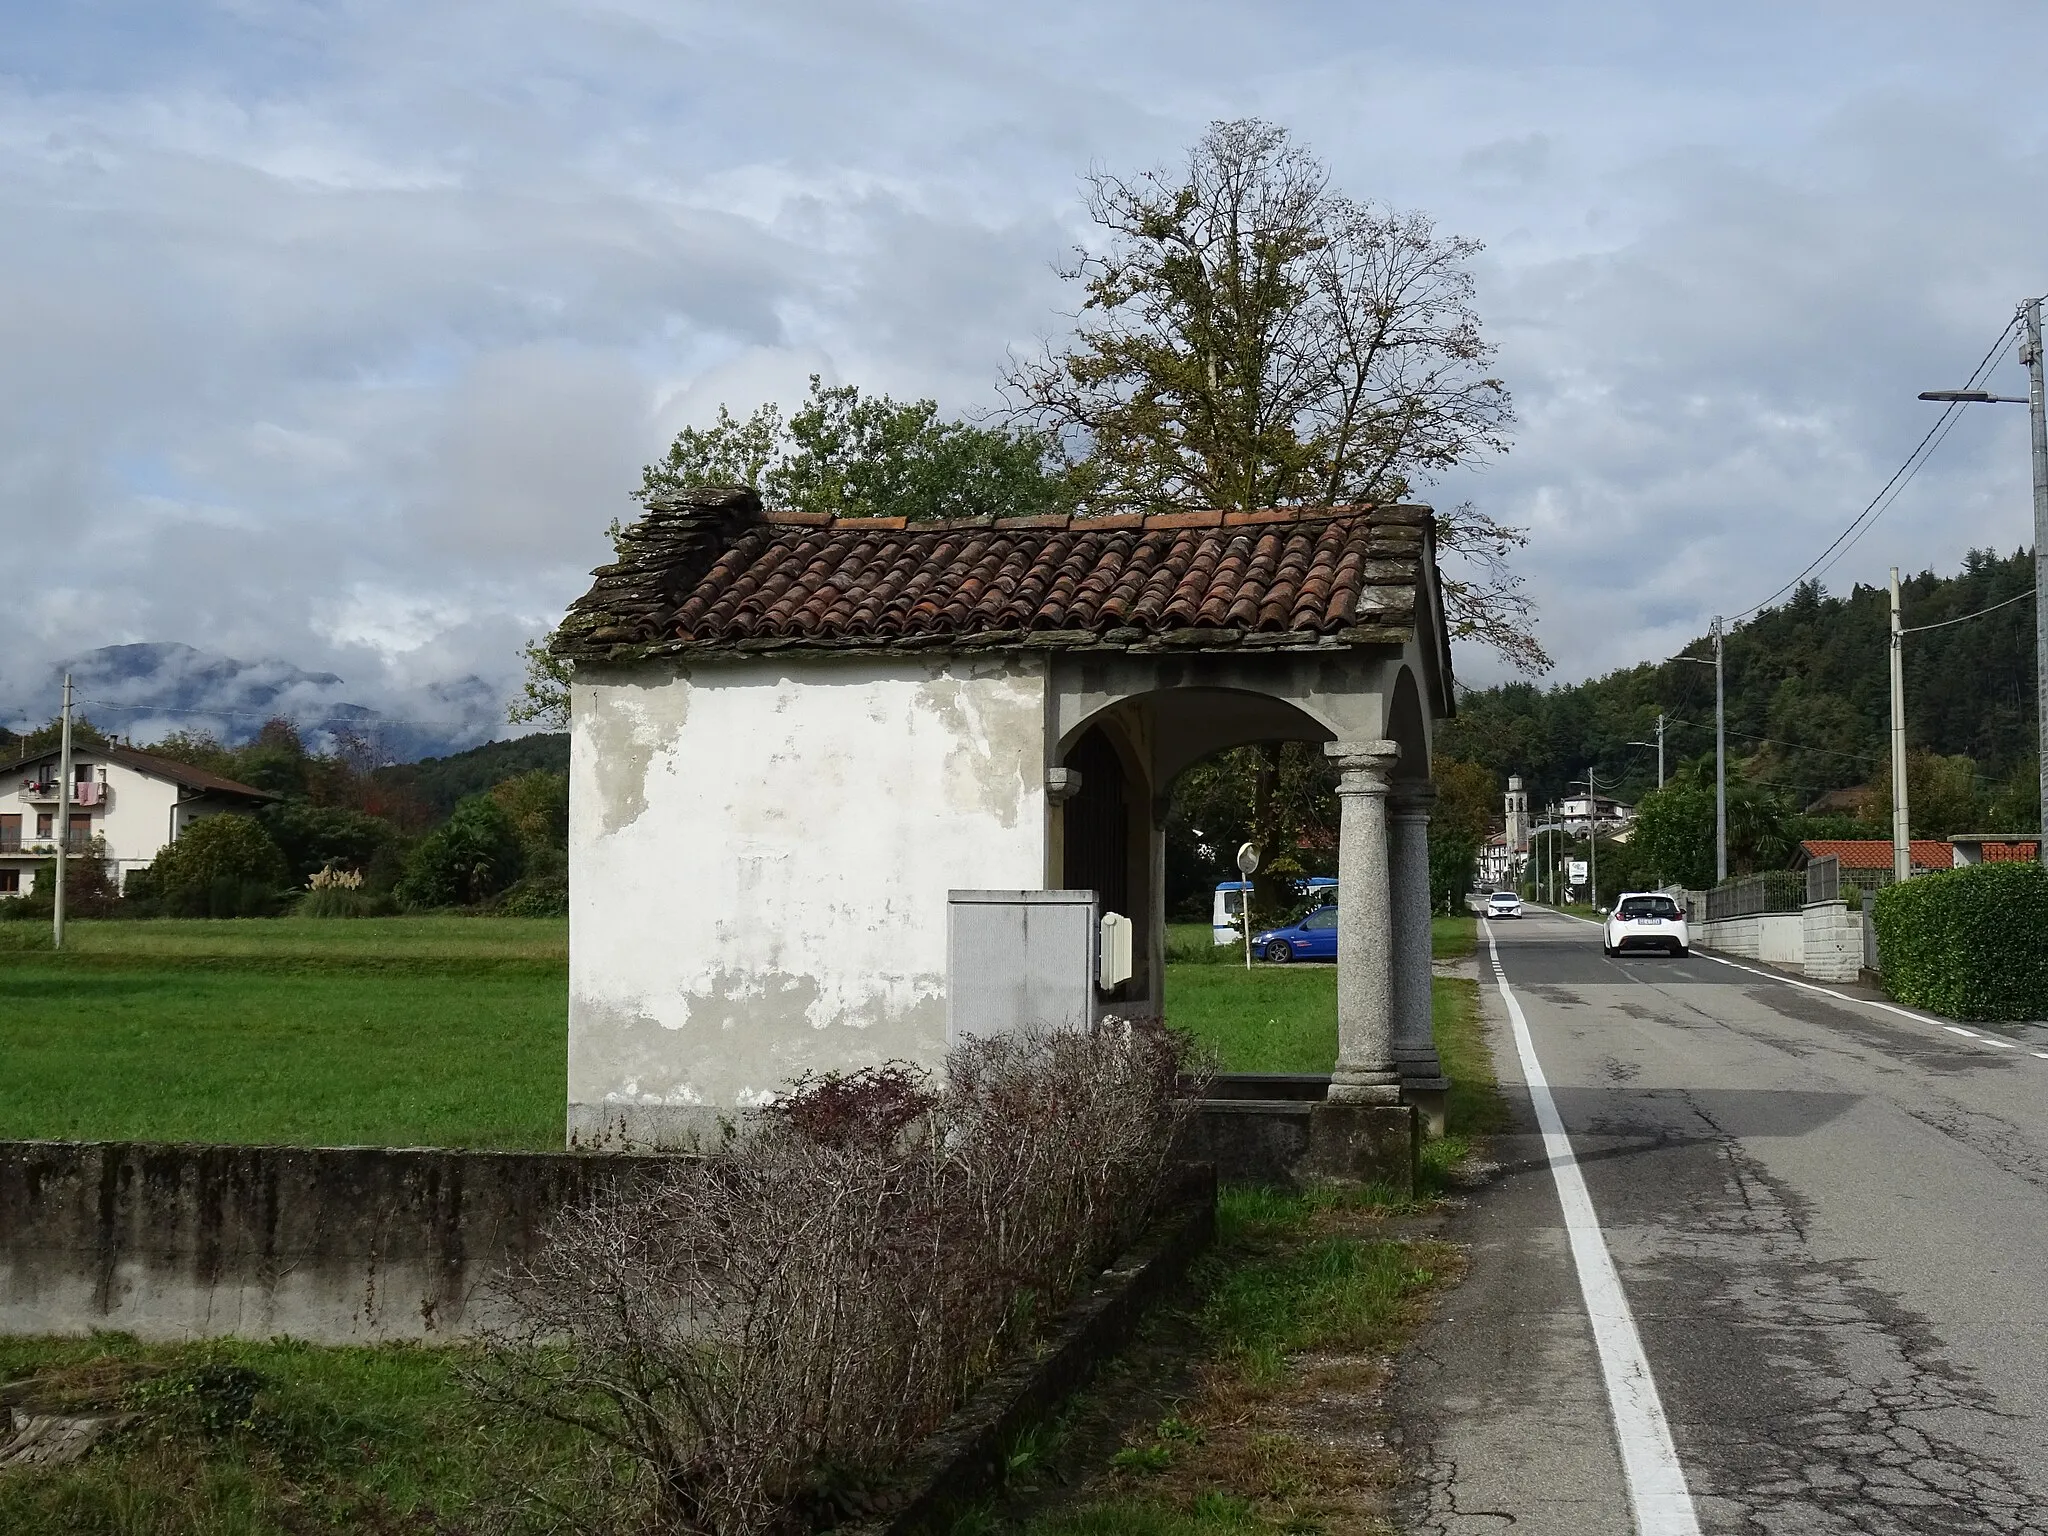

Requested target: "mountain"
[
  {"left": 16, "top": 642, "right": 507, "bottom": 764},
  {"left": 1441, "top": 547, "right": 2039, "bottom": 821}
]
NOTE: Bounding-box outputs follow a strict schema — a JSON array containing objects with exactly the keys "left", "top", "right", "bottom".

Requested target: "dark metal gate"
[{"left": 1061, "top": 727, "right": 1130, "bottom": 918}]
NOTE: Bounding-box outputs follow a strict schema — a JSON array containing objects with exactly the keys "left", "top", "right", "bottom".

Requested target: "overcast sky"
[{"left": 7, "top": 0, "right": 2048, "bottom": 737}]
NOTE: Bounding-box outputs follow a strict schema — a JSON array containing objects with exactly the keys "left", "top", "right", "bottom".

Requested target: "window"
[
  {"left": 0, "top": 870, "right": 17, "bottom": 894},
  {"left": 1220, "top": 889, "right": 1243, "bottom": 916},
  {"left": 35, "top": 813, "right": 52, "bottom": 839},
  {"left": 0, "top": 814, "right": 17, "bottom": 849},
  {"left": 1303, "top": 908, "right": 1339, "bottom": 931},
  {"left": 74, "top": 762, "right": 93, "bottom": 783},
  {"left": 68, "top": 814, "right": 92, "bottom": 844},
  {"left": 1618, "top": 896, "right": 1679, "bottom": 920}
]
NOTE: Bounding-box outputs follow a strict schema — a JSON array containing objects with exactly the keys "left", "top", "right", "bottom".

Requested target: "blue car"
[{"left": 1251, "top": 904, "right": 1338, "bottom": 963}]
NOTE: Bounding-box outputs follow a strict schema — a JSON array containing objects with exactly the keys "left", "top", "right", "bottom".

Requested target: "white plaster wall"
[
  {"left": 568, "top": 655, "right": 1050, "bottom": 1148},
  {"left": 0, "top": 756, "right": 183, "bottom": 892},
  {"left": 1757, "top": 913, "right": 1803, "bottom": 966}
]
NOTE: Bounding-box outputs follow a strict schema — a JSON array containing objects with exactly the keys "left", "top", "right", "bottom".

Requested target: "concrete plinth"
[
  {"left": 1402, "top": 1080, "right": 1449, "bottom": 1139},
  {"left": 1302, "top": 1102, "right": 1419, "bottom": 1196}
]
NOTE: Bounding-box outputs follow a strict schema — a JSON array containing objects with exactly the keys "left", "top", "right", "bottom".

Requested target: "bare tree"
[{"left": 1008, "top": 118, "right": 1545, "bottom": 672}]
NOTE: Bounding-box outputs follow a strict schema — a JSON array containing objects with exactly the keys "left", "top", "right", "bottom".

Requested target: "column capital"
[
  {"left": 1390, "top": 779, "right": 1437, "bottom": 818},
  {"left": 1324, "top": 739, "right": 1400, "bottom": 791}
]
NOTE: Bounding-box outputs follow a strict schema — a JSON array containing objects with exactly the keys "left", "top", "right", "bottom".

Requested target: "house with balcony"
[{"left": 0, "top": 744, "right": 277, "bottom": 896}]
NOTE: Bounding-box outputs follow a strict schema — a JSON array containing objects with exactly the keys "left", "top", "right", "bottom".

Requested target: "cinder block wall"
[
  {"left": 1801, "top": 900, "right": 1862, "bottom": 982},
  {"left": 0, "top": 1141, "right": 679, "bottom": 1344}
]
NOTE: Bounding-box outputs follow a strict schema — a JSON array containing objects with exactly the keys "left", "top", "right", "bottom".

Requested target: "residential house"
[
  {"left": 0, "top": 744, "right": 277, "bottom": 896},
  {"left": 553, "top": 488, "right": 1457, "bottom": 1150},
  {"left": 1791, "top": 838, "right": 1951, "bottom": 897}
]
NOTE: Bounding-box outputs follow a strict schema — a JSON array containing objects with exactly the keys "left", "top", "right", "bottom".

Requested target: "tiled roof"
[
  {"left": 0, "top": 743, "right": 278, "bottom": 801},
  {"left": 1799, "top": 839, "right": 1950, "bottom": 870},
  {"left": 555, "top": 487, "right": 1437, "bottom": 662}
]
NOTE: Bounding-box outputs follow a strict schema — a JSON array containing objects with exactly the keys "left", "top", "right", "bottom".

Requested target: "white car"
[
  {"left": 1485, "top": 891, "right": 1522, "bottom": 919},
  {"left": 1603, "top": 892, "right": 1688, "bottom": 957}
]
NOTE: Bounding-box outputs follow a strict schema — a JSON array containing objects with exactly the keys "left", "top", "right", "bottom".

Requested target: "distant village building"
[
  {"left": 554, "top": 488, "right": 1457, "bottom": 1149},
  {"left": 0, "top": 744, "right": 276, "bottom": 896},
  {"left": 1559, "top": 791, "right": 1633, "bottom": 836}
]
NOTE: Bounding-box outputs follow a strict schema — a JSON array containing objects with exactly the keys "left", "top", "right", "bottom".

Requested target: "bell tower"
[{"left": 1504, "top": 775, "right": 1529, "bottom": 851}]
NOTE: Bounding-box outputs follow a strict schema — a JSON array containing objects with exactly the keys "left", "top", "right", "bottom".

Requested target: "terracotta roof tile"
[
  {"left": 1800, "top": 839, "right": 1952, "bottom": 870},
  {"left": 555, "top": 487, "right": 1433, "bottom": 659}
]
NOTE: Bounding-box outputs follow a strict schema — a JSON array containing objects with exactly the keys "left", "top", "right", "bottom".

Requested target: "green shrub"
[
  {"left": 1872, "top": 861, "right": 2048, "bottom": 1020},
  {"left": 397, "top": 794, "right": 525, "bottom": 909},
  {"left": 152, "top": 815, "right": 289, "bottom": 894}
]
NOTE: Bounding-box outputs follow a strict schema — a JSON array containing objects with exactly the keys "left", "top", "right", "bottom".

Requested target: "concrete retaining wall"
[
  {"left": 0, "top": 1141, "right": 676, "bottom": 1345},
  {"left": 1698, "top": 913, "right": 1801, "bottom": 964}
]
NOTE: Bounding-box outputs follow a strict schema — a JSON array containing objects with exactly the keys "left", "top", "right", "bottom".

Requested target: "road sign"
[{"left": 1567, "top": 859, "right": 1589, "bottom": 884}]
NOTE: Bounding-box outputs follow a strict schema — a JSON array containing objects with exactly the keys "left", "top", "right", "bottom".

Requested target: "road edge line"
[{"left": 1483, "top": 918, "right": 1702, "bottom": 1536}]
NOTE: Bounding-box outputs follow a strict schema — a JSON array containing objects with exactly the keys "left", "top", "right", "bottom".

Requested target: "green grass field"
[
  {"left": 0, "top": 918, "right": 568, "bottom": 1149},
  {"left": 0, "top": 914, "right": 1479, "bottom": 1149}
]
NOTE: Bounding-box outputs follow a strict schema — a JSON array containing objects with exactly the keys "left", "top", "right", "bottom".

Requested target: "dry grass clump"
[{"left": 475, "top": 1023, "right": 1200, "bottom": 1535}]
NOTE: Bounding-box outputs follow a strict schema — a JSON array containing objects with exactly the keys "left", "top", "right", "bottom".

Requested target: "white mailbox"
[{"left": 1098, "top": 910, "right": 1133, "bottom": 990}]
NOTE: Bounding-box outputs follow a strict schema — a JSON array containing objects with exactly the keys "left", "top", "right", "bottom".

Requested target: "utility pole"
[
  {"left": 53, "top": 673, "right": 72, "bottom": 951},
  {"left": 1656, "top": 712, "right": 1666, "bottom": 788},
  {"left": 1889, "top": 568, "right": 1912, "bottom": 885},
  {"left": 2027, "top": 298, "right": 2048, "bottom": 868},
  {"left": 1713, "top": 616, "right": 1728, "bottom": 883}
]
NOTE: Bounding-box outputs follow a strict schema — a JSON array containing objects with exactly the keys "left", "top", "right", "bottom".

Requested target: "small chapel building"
[{"left": 555, "top": 486, "right": 1457, "bottom": 1151}]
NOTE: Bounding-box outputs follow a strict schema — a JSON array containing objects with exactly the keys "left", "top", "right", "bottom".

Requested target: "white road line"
[
  {"left": 1483, "top": 919, "right": 1702, "bottom": 1536},
  {"left": 1535, "top": 907, "right": 2045, "bottom": 1060}
]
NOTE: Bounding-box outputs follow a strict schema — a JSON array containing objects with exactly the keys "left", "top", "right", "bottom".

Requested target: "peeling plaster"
[{"left": 569, "top": 656, "right": 1046, "bottom": 1146}]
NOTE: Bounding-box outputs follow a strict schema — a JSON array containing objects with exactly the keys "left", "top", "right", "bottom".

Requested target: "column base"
[
  {"left": 1303, "top": 1102, "right": 1418, "bottom": 1196},
  {"left": 1326, "top": 1064, "right": 1403, "bottom": 1105},
  {"left": 1400, "top": 1081, "right": 1449, "bottom": 1139}
]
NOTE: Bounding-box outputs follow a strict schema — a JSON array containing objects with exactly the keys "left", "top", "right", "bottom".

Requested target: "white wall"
[
  {"left": 568, "top": 654, "right": 1051, "bottom": 1149},
  {"left": 0, "top": 754, "right": 183, "bottom": 892}
]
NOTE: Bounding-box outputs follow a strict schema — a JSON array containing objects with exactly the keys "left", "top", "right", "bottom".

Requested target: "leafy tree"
[
  {"left": 150, "top": 814, "right": 289, "bottom": 895},
  {"left": 491, "top": 770, "right": 569, "bottom": 852},
  {"left": 1005, "top": 118, "right": 1539, "bottom": 671},
  {"left": 144, "top": 728, "right": 240, "bottom": 778},
  {"left": 1429, "top": 756, "right": 1495, "bottom": 909},
  {"left": 1631, "top": 785, "right": 1717, "bottom": 890},
  {"left": 641, "top": 376, "right": 1074, "bottom": 524},
  {"left": 233, "top": 719, "right": 312, "bottom": 799},
  {"left": 397, "top": 794, "right": 525, "bottom": 908},
  {"left": 12, "top": 715, "right": 110, "bottom": 757},
  {"left": 258, "top": 801, "right": 397, "bottom": 887}
]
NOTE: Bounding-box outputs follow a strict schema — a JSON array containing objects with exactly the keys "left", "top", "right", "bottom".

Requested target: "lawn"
[
  {"left": 0, "top": 914, "right": 1480, "bottom": 1149},
  {"left": 0, "top": 917, "right": 567, "bottom": 1150},
  {"left": 0, "top": 1333, "right": 597, "bottom": 1533}
]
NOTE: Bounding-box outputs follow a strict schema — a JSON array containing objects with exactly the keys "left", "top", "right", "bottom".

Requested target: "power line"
[
  {"left": 1900, "top": 585, "right": 2036, "bottom": 634},
  {"left": 1729, "top": 312, "right": 2024, "bottom": 622}
]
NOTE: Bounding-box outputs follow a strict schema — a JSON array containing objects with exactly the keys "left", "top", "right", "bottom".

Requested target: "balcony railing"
[
  {"left": 0, "top": 833, "right": 103, "bottom": 855},
  {"left": 17, "top": 780, "right": 108, "bottom": 808}
]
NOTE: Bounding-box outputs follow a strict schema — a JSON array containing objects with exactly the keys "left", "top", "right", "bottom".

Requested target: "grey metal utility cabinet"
[{"left": 947, "top": 889, "right": 1098, "bottom": 1042}]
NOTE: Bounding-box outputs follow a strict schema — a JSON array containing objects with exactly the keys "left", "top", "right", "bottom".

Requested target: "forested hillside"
[{"left": 1441, "top": 549, "right": 2040, "bottom": 831}]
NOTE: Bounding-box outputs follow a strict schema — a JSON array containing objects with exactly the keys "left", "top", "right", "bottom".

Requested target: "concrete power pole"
[
  {"left": 2027, "top": 298, "right": 2048, "bottom": 868},
  {"left": 53, "top": 673, "right": 72, "bottom": 951},
  {"left": 1889, "top": 568, "right": 1912, "bottom": 885},
  {"left": 1713, "top": 616, "right": 1728, "bottom": 884}
]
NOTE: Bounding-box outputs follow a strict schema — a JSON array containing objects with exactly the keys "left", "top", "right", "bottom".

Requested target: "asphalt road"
[{"left": 1398, "top": 905, "right": 2048, "bottom": 1535}]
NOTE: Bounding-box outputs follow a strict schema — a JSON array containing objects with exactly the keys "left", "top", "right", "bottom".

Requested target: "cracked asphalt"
[{"left": 1395, "top": 908, "right": 2048, "bottom": 1534}]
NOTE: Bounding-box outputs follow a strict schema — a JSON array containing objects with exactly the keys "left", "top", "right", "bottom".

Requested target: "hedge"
[{"left": 1872, "top": 860, "right": 2048, "bottom": 1020}]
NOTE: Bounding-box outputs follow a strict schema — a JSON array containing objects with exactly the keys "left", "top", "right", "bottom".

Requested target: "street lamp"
[
  {"left": 1674, "top": 633, "right": 1727, "bottom": 881},
  {"left": 1918, "top": 295, "right": 2048, "bottom": 870}
]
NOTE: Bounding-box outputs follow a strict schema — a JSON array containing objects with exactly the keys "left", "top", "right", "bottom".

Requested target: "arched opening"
[{"left": 1061, "top": 726, "right": 1132, "bottom": 924}]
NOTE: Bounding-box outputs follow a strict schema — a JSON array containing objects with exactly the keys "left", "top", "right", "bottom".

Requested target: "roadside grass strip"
[{"left": 1483, "top": 919, "right": 1703, "bottom": 1536}]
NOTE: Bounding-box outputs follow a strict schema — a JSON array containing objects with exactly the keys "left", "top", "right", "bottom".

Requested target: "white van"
[{"left": 1211, "top": 876, "right": 1338, "bottom": 944}]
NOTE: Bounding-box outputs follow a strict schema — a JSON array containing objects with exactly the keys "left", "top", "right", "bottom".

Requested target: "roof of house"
[
  {"left": 554, "top": 486, "right": 1445, "bottom": 665},
  {"left": 1798, "top": 838, "right": 1949, "bottom": 870},
  {"left": 0, "top": 742, "right": 278, "bottom": 802}
]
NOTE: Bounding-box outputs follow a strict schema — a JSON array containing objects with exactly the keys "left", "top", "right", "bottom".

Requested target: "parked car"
[
  {"left": 1486, "top": 891, "right": 1522, "bottom": 919},
  {"left": 1603, "top": 892, "right": 1689, "bottom": 957},
  {"left": 1251, "top": 904, "right": 1339, "bottom": 962},
  {"left": 1211, "top": 875, "right": 1339, "bottom": 944}
]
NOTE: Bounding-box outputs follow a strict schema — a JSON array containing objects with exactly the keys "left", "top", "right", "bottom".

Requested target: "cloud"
[{"left": 5, "top": 0, "right": 2048, "bottom": 728}]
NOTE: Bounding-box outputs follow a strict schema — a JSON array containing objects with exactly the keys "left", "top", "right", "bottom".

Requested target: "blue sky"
[{"left": 6, "top": 0, "right": 2048, "bottom": 733}]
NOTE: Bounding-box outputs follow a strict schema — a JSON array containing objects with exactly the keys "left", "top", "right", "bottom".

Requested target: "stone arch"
[{"left": 1386, "top": 665, "right": 1430, "bottom": 784}]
